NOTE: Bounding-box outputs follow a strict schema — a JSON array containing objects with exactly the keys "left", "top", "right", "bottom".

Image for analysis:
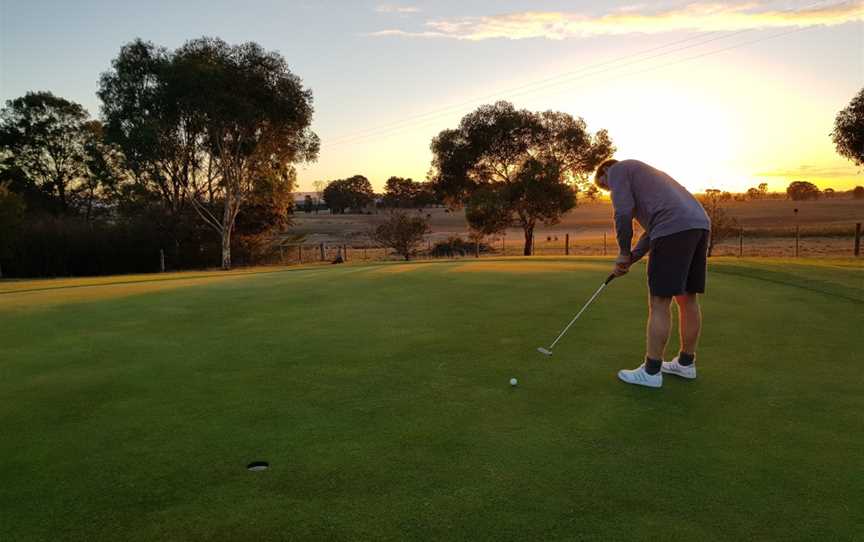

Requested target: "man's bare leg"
[
  {"left": 616, "top": 295, "right": 671, "bottom": 386},
  {"left": 675, "top": 293, "right": 702, "bottom": 359},
  {"left": 645, "top": 295, "right": 673, "bottom": 373},
  {"left": 660, "top": 294, "right": 700, "bottom": 378}
]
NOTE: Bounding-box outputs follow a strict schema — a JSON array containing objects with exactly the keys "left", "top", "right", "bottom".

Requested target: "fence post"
[
  {"left": 855, "top": 223, "right": 861, "bottom": 257},
  {"left": 475, "top": 240, "right": 480, "bottom": 258},
  {"left": 565, "top": 233, "right": 570, "bottom": 256},
  {"left": 344, "top": 245, "right": 348, "bottom": 261},
  {"left": 603, "top": 233, "right": 607, "bottom": 256},
  {"left": 501, "top": 234, "right": 505, "bottom": 256},
  {"left": 738, "top": 229, "right": 743, "bottom": 257},
  {"left": 320, "top": 243, "right": 325, "bottom": 261},
  {"left": 298, "top": 245, "right": 302, "bottom": 264},
  {"left": 160, "top": 249, "right": 165, "bottom": 273}
]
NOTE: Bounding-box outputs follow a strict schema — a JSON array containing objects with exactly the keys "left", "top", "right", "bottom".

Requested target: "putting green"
[{"left": 1, "top": 258, "right": 861, "bottom": 541}]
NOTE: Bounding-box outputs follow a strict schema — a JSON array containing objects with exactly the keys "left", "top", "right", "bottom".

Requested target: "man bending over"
[{"left": 594, "top": 159, "right": 711, "bottom": 389}]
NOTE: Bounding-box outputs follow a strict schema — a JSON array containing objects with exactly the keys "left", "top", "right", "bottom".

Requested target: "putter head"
[{"left": 537, "top": 347, "right": 553, "bottom": 357}]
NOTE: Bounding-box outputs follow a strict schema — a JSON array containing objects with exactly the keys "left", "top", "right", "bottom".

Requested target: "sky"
[{"left": 1, "top": 0, "right": 862, "bottom": 193}]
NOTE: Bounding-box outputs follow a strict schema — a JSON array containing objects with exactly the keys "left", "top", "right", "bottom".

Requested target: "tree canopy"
[
  {"left": 323, "top": 175, "right": 374, "bottom": 213},
  {"left": 786, "top": 181, "right": 821, "bottom": 201},
  {"left": 369, "top": 212, "right": 430, "bottom": 260},
  {"left": 833, "top": 87, "right": 864, "bottom": 167},
  {"left": 381, "top": 177, "right": 438, "bottom": 209},
  {"left": 0, "top": 92, "right": 93, "bottom": 212},
  {"left": 698, "top": 189, "right": 739, "bottom": 256},
  {"left": 465, "top": 186, "right": 511, "bottom": 239},
  {"left": 98, "top": 40, "right": 188, "bottom": 213},
  {"left": 429, "top": 101, "right": 614, "bottom": 255}
]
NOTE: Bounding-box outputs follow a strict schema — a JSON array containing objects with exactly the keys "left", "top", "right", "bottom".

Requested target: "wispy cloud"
[
  {"left": 371, "top": 29, "right": 442, "bottom": 38},
  {"left": 376, "top": 4, "right": 420, "bottom": 14},
  {"left": 370, "top": 2, "right": 863, "bottom": 40},
  {"left": 758, "top": 164, "right": 861, "bottom": 179}
]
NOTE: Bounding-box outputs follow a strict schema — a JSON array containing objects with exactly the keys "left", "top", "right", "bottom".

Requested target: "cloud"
[
  {"left": 758, "top": 164, "right": 862, "bottom": 179},
  {"left": 369, "top": 29, "right": 445, "bottom": 38},
  {"left": 371, "top": 2, "right": 863, "bottom": 40},
  {"left": 376, "top": 4, "right": 420, "bottom": 14}
]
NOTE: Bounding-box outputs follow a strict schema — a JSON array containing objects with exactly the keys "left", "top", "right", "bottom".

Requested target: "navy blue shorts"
[{"left": 647, "top": 229, "right": 709, "bottom": 297}]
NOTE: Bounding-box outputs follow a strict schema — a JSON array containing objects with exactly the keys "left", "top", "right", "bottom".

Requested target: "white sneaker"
[
  {"left": 662, "top": 357, "right": 697, "bottom": 380},
  {"left": 617, "top": 364, "right": 662, "bottom": 388}
]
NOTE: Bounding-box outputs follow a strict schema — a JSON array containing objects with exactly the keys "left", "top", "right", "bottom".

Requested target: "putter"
[{"left": 537, "top": 273, "right": 616, "bottom": 357}]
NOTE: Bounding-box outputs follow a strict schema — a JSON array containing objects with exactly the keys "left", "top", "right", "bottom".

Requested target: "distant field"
[
  {"left": 287, "top": 197, "right": 863, "bottom": 258},
  {"left": 1, "top": 258, "right": 861, "bottom": 540}
]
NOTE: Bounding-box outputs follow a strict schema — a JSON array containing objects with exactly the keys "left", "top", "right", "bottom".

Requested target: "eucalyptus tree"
[
  {"left": 430, "top": 101, "right": 614, "bottom": 255},
  {"left": 0, "top": 92, "right": 91, "bottom": 213},
  {"left": 99, "top": 37, "right": 319, "bottom": 269},
  {"left": 833, "top": 87, "right": 864, "bottom": 167}
]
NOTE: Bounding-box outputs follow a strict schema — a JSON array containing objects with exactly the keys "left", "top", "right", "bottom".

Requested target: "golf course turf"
[{"left": 1, "top": 258, "right": 861, "bottom": 541}]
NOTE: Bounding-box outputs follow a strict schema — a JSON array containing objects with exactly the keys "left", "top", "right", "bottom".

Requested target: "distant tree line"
[
  {"left": 381, "top": 177, "right": 437, "bottom": 209},
  {"left": 0, "top": 37, "right": 318, "bottom": 277},
  {"left": 309, "top": 175, "right": 440, "bottom": 214}
]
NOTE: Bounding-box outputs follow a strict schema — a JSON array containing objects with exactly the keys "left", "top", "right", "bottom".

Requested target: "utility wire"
[{"left": 320, "top": 0, "right": 841, "bottom": 149}]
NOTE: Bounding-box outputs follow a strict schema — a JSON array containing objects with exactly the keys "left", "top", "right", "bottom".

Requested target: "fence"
[
  {"left": 270, "top": 222, "right": 862, "bottom": 265},
  {"left": 712, "top": 223, "right": 862, "bottom": 258}
]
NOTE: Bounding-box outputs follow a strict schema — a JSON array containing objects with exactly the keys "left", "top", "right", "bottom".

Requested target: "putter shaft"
[{"left": 540, "top": 273, "right": 616, "bottom": 354}]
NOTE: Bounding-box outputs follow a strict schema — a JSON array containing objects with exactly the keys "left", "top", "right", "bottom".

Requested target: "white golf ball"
[{"left": 510, "top": 378, "right": 518, "bottom": 386}]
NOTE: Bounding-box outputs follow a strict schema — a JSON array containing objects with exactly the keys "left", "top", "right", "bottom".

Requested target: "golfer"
[{"left": 594, "top": 159, "right": 711, "bottom": 388}]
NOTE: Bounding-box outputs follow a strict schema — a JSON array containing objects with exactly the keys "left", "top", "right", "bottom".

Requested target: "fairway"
[{"left": 1, "top": 258, "right": 861, "bottom": 541}]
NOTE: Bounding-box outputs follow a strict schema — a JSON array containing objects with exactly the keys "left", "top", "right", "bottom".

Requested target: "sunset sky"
[{"left": 2, "top": 0, "right": 862, "bottom": 193}]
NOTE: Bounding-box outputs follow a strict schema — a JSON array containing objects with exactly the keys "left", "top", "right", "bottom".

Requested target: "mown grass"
[{"left": 1, "top": 258, "right": 861, "bottom": 541}]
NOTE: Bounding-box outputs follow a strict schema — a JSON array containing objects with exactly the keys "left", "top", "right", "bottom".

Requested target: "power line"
[
  {"left": 325, "top": 31, "right": 737, "bottom": 145},
  {"left": 320, "top": 0, "right": 841, "bottom": 149},
  {"left": 324, "top": 24, "right": 825, "bottom": 148},
  {"left": 491, "top": 23, "right": 826, "bottom": 106}
]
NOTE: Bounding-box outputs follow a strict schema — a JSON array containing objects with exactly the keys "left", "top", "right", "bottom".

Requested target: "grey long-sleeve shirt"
[{"left": 607, "top": 160, "right": 710, "bottom": 261}]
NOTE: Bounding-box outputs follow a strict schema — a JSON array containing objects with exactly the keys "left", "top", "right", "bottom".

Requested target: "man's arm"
[
  {"left": 609, "top": 175, "right": 636, "bottom": 259},
  {"left": 630, "top": 232, "right": 650, "bottom": 263}
]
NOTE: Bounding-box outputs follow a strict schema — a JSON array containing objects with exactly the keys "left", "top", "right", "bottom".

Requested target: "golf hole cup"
[{"left": 247, "top": 461, "right": 270, "bottom": 472}]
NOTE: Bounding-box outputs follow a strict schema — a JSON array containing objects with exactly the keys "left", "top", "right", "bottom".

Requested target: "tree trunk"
[
  {"left": 221, "top": 229, "right": 231, "bottom": 270},
  {"left": 85, "top": 188, "right": 93, "bottom": 223},
  {"left": 56, "top": 180, "right": 67, "bottom": 211},
  {"left": 523, "top": 226, "right": 534, "bottom": 256},
  {"left": 221, "top": 188, "right": 238, "bottom": 270}
]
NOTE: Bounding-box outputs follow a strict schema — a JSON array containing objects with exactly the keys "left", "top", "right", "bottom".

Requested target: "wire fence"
[{"left": 269, "top": 223, "right": 863, "bottom": 265}]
